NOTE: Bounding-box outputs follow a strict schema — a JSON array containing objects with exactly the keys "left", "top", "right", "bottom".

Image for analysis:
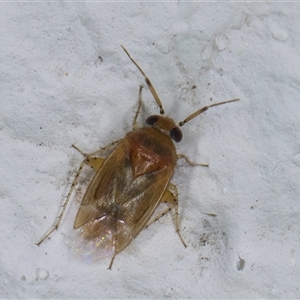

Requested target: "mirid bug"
[{"left": 37, "top": 45, "right": 239, "bottom": 269}]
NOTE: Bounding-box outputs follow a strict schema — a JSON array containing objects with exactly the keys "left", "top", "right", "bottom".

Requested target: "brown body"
[
  {"left": 36, "top": 45, "right": 239, "bottom": 268},
  {"left": 74, "top": 127, "right": 177, "bottom": 254}
]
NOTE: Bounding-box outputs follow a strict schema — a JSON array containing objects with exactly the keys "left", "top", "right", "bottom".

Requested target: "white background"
[{"left": 1, "top": 2, "right": 300, "bottom": 298}]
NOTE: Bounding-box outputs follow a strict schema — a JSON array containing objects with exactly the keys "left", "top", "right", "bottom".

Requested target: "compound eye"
[
  {"left": 170, "top": 127, "right": 182, "bottom": 142},
  {"left": 146, "top": 115, "right": 160, "bottom": 126}
]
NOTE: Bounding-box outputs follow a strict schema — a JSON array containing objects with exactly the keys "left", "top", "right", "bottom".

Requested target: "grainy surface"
[{"left": 1, "top": 2, "right": 299, "bottom": 298}]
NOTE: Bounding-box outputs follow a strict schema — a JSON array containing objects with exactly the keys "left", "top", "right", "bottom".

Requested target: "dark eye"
[
  {"left": 146, "top": 115, "right": 160, "bottom": 126},
  {"left": 170, "top": 127, "right": 182, "bottom": 142}
]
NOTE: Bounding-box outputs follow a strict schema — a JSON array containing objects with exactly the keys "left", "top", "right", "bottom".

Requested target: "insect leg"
[
  {"left": 177, "top": 153, "right": 209, "bottom": 168},
  {"left": 145, "top": 183, "right": 187, "bottom": 248},
  {"left": 121, "top": 45, "right": 165, "bottom": 116},
  {"left": 72, "top": 140, "right": 120, "bottom": 171},
  {"left": 36, "top": 157, "right": 88, "bottom": 246},
  {"left": 36, "top": 141, "right": 120, "bottom": 246},
  {"left": 108, "top": 253, "right": 116, "bottom": 270},
  {"left": 132, "top": 85, "right": 144, "bottom": 130}
]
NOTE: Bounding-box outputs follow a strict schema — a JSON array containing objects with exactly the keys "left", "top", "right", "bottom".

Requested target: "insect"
[{"left": 36, "top": 45, "right": 239, "bottom": 269}]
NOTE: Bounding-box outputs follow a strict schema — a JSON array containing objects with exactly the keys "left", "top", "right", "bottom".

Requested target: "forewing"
[
  {"left": 73, "top": 139, "right": 127, "bottom": 229},
  {"left": 74, "top": 138, "right": 174, "bottom": 249}
]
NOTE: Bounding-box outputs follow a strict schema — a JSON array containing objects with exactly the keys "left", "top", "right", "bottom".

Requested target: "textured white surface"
[{"left": 1, "top": 2, "right": 300, "bottom": 298}]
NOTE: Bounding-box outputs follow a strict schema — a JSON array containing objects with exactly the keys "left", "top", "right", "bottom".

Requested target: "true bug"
[{"left": 37, "top": 45, "right": 239, "bottom": 269}]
